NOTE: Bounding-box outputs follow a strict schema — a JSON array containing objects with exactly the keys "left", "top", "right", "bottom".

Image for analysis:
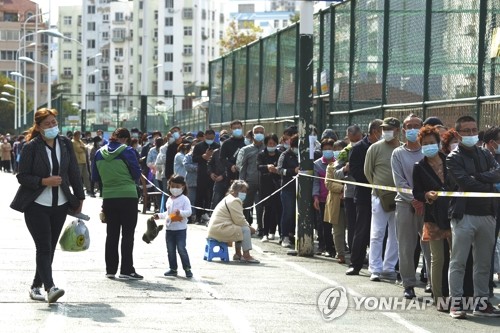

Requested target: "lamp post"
[
  {"left": 10, "top": 71, "right": 34, "bottom": 129},
  {"left": 19, "top": 56, "right": 48, "bottom": 125},
  {"left": 81, "top": 53, "right": 102, "bottom": 128}
]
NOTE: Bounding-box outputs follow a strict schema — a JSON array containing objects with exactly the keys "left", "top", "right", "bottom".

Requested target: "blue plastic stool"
[{"left": 203, "top": 238, "right": 230, "bottom": 262}]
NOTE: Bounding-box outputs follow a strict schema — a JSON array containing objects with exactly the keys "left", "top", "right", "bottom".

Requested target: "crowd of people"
[{"left": 5, "top": 109, "right": 500, "bottom": 317}]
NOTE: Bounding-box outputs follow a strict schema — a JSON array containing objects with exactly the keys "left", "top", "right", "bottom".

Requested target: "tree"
[
  {"left": 219, "top": 20, "right": 263, "bottom": 55},
  {"left": 290, "top": 12, "right": 300, "bottom": 24},
  {"left": 0, "top": 74, "right": 20, "bottom": 134}
]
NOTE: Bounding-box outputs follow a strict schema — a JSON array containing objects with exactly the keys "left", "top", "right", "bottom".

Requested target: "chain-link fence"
[{"left": 209, "top": 0, "right": 500, "bottom": 135}]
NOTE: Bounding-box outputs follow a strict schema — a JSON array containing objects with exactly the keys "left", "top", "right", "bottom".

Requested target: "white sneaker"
[
  {"left": 268, "top": 234, "right": 275, "bottom": 240},
  {"left": 201, "top": 213, "right": 210, "bottom": 221},
  {"left": 47, "top": 286, "right": 65, "bottom": 304},
  {"left": 281, "top": 237, "right": 291, "bottom": 248},
  {"left": 261, "top": 235, "right": 269, "bottom": 242},
  {"left": 29, "top": 287, "right": 45, "bottom": 301}
]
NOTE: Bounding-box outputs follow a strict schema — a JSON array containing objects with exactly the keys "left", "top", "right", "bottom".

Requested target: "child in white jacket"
[{"left": 154, "top": 175, "right": 193, "bottom": 278}]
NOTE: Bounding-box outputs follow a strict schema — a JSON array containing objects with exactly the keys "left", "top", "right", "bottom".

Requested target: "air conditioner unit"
[{"left": 153, "top": 37, "right": 158, "bottom": 42}]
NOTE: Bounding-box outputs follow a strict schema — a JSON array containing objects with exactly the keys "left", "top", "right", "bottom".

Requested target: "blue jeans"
[
  {"left": 166, "top": 229, "right": 191, "bottom": 271},
  {"left": 280, "top": 190, "right": 296, "bottom": 240}
]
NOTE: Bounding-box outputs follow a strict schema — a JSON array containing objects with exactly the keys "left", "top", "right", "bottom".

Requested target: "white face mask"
[
  {"left": 170, "top": 188, "right": 183, "bottom": 197},
  {"left": 382, "top": 130, "right": 394, "bottom": 142}
]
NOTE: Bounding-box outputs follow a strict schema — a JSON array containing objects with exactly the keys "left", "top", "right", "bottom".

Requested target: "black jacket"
[
  {"left": 413, "top": 152, "right": 451, "bottom": 230},
  {"left": 192, "top": 140, "right": 220, "bottom": 181},
  {"left": 207, "top": 148, "right": 228, "bottom": 185},
  {"left": 219, "top": 136, "right": 245, "bottom": 180},
  {"left": 257, "top": 149, "right": 282, "bottom": 198},
  {"left": 277, "top": 149, "right": 298, "bottom": 192},
  {"left": 164, "top": 141, "right": 179, "bottom": 180},
  {"left": 11, "top": 135, "right": 85, "bottom": 212},
  {"left": 446, "top": 144, "right": 500, "bottom": 219},
  {"left": 349, "top": 136, "right": 372, "bottom": 205}
]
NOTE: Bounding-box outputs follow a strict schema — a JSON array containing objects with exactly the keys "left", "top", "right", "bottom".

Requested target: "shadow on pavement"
[{"left": 42, "top": 303, "right": 124, "bottom": 323}]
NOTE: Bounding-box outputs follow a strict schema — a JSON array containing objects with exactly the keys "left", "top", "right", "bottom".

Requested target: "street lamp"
[
  {"left": 18, "top": 56, "right": 48, "bottom": 125},
  {"left": 81, "top": 53, "right": 102, "bottom": 119},
  {"left": 0, "top": 98, "right": 15, "bottom": 104}
]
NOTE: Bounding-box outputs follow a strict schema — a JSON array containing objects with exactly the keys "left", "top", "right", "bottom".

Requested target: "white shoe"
[
  {"left": 281, "top": 237, "right": 291, "bottom": 248},
  {"left": 201, "top": 213, "right": 210, "bottom": 221},
  {"left": 261, "top": 235, "right": 269, "bottom": 242},
  {"left": 29, "top": 287, "right": 45, "bottom": 301},
  {"left": 47, "top": 286, "right": 65, "bottom": 304},
  {"left": 268, "top": 234, "right": 275, "bottom": 240}
]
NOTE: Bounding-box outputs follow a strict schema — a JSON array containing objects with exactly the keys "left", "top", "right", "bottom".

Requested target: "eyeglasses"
[{"left": 458, "top": 128, "right": 478, "bottom": 135}]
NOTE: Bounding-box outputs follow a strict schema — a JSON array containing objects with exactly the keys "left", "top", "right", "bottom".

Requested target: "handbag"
[
  {"left": 59, "top": 219, "right": 90, "bottom": 251},
  {"left": 377, "top": 189, "right": 396, "bottom": 212}
]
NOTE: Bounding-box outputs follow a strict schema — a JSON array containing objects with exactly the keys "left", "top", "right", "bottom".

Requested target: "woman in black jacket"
[
  {"left": 257, "top": 133, "right": 282, "bottom": 242},
  {"left": 277, "top": 134, "right": 299, "bottom": 248},
  {"left": 11, "top": 108, "right": 85, "bottom": 304},
  {"left": 412, "top": 125, "right": 451, "bottom": 311}
]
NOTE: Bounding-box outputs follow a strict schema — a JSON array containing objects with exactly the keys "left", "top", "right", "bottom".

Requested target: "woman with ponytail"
[{"left": 10, "top": 108, "right": 85, "bottom": 304}]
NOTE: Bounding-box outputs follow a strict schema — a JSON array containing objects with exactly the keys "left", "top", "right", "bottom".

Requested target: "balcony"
[{"left": 60, "top": 74, "right": 73, "bottom": 79}]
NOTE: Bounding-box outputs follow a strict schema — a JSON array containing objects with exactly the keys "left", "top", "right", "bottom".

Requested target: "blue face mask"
[
  {"left": 244, "top": 138, "right": 251, "bottom": 146},
  {"left": 461, "top": 135, "right": 478, "bottom": 147},
  {"left": 422, "top": 143, "right": 439, "bottom": 158},
  {"left": 172, "top": 131, "right": 180, "bottom": 140},
  {"left": 232, "top": 128, "right": 243, "bottom": 137},
  {"left": 291, "top": 148, "right": 299, "bottom": 155},
  {"left": 267, "top": 146, "right": 277, "bottom": 153},
  {"left": 238, "top": 192, "right": 246, "bottom": 202},
  {"left": 405, "top": 129, "right": 419, "bottom": 143},
  {"left": 333, "top": 151, "right": 341, "bottom": 159},
  {"left": 205, "top": 139, "right": 214, "bottom": 145},
  {"left": 43, "top": 126, "right": 59, "bottom": 139},
  {"left": 322, "top": 150, "right": 334, "bottom": 159},
  {"left": 254, "top": 133, "right": 265, "bottom": 142},
  {"left": 283, "top": 143, "right": 290, "bottom": 149}
]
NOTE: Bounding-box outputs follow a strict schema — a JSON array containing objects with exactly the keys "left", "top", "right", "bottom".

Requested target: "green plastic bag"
[{"left": 59, "top": 219, "right": 90, "bottom": 251}]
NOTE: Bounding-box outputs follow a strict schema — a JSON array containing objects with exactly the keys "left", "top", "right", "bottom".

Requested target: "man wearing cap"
[
  {"left": 363, "top": 117, "right": 401, "bottom": 282},
  {"left": 164, "top": 126, "right": 183, "bottom": 181},
  {"left": 391, "top": 114, "right": 431, "bottom": 298}
]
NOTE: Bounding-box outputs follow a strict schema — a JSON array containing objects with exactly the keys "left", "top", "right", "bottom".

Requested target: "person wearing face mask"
[
  {"left": 476, "top": 126, "right": 500, "bottom": 304},
  {"left": 446, "top": 115, "right": 500, "bottom": 318},
  {"left": 390, "top": 115, "right": 432, "bottom": 299},
  {"left": 277, "top": 134, "right": 300, "bottom": 248},
  {"left": 92, "top": 127, "right": 143, "bottom": 281},
  {"left": 346, "top": 119, "right": 383, "bottom": 276},
  {"left": 207, "top": 180, "right": 260, "bottom": 263},
  {"left": 192, "top": 129, "right": 220, "bottom": 224},
  {"left": 257, "top": 133, "right": 282, "bottom": 242},
  {"left": 236, "top": 125, "right": 266, "bottom": 235},
  {"left": 363, "top": 117, "right": 402, "bottom": 282},
  {"left": 164, "top": 126, "right": 183, "bottom": 182},
  {"left": 314, "top": 139, "right": 340, "bottom": 258},
  {"left": 11, "top": 108, "right": 85, "bottom": 304},
  {"left": 154, "top": 175, "right": 193, "bottom": 278},
  {"left": 219, "top": 120, "right": 246, "bottom": 184},
  {"left": 412, "top": 125, "right": 452, "bottom": 311}
]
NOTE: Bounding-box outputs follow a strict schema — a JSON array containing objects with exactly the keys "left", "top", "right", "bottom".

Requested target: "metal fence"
[{"left": 209, "top": 0, "right": 500, "bottom": 134}]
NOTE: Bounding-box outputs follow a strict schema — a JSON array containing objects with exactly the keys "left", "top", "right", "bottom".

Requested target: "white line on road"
[{"left": 253, "top": 244, "right": 431, "bottom": 333}]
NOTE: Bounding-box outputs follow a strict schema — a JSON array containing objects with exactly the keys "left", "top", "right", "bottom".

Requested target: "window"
[
  {"left": 154, "top": 10, "right": 158, "bottom": 20},
  {"left": 201, "top": 63, "right": 206, "bottom": 74},
  {"left": 201, "top": 45, "right": 205, "bottom": 55},
  {"left": 115, "top": 66, "right": 124, "bottom": 75},
  {"left": 166, "top": 17, "right": 173, "bottom": 26},
  {"left": 164, "top": 90, "right": 173, "bottom": 97},
  {"left": 88, "top": 5, "right": 95, "bottom": 14},
  {"left": 63, "top": 50, "right": 72, "bottom": 60},
  {"left": 202, "top": 9, "right": 206, "bottom": 20},
  {"left": 0, "top": 30, "right": 20, "bottom": 41},
  {"left": 87, "top": 39, "right": 96, "bottom": 48},
  {"left": 115, "top": 83, "right": 123, "bottom": 93},
  {"left": 165, "top": 35, "right": 173, "bottom": 44},
  {"left": 103, "top": 14, "right": 109, "bottom": 22},
  {"left": 183, "top": 63, "right": 192, "bottom": 73},
  {"left": 115, "top": 12, "right": 124, "bottom": 22},
  {"left": 184, "top": 26, "right": 192, "bottom": 36},
  {"left": 88, "top": 22, "right": 96, "bottom": 31},
  {"left": 212, "top": 11, "right": 215, "bottom": 21},
  {"left": 139, "top": 1, "right": 143, "bottom": 10},
  {"left": 220, "top": 13, "right": 225, "bottom": 24},
  {"left": 183, "top": 45, "right": 192, "bottom": 55},
  {"left": 115, "top": 48, "right": 124, "bottom": 57},
  {"left": 165, "top": 0, "right": 174, "bottom": 8},
  {"left": 283, "top": 20, "right": 288, "bottom": 28},
  {"left": 0, "top": 51, "right": 16, "bottom": 60},
  {"left": 63, "top": 16, "right": 72, "bottom": 25},
  {"left": 274, "top": 20, "right": 279, "bottom": 28},
  {"left": 201, "top": 27, "right": 205, "bottom": 37},
  {"left": 63, "top": 67, "right": 72, "bottom": 76},
  {"left": 166, "top": 53, "right": 173, "bottom": 62},
  {"left": 211, "top": 47, "right": 215, "bottom": 57},
  {"left": 238, "top": 4, "right": 255, "bottom": 13},
  {"left": 165, "top": 72, "right": 173, "bottom": 81},
  {"left": 183, "top": 8, "right": 193, "bottom": 19},
  {"left": 63, "top": 33, "right": 72, "bottom": 42},
  {"left": 103, "top": 31, "right": 109, "bottom": 40}
]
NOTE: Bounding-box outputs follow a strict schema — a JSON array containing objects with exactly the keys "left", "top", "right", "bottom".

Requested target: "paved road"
[{"left": 0, "top": 171, "right": 499, "bottom": 332}]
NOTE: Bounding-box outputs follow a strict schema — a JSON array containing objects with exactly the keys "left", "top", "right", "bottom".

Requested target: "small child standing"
[{"left": 154, "top": 175, "right": 193, "bottom": 278}]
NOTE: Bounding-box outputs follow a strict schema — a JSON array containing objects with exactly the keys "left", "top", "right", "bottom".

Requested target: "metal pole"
[
  {"left": 48, "top": 1, "right": 52, "bottom": 109},
  {"left": 476, "top": 0, "right": 488, "bottom": 126},
  {"left": 296, "top": 1, "right": 315, "bottom": 256},
  {"left": 381, "top": 0, "right": 390, "bottom": 119},
  {"left": 422, "top": 0, "right": 433, "bottom": 120}
]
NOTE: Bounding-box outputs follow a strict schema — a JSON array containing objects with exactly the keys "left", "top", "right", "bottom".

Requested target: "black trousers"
[
  {"left": 195, "top": 178, "right": 214, "bottom": 219},
  {"left": 25, "top": 202, "right": 68, "bottom": 291},
  {"left": 243, "top": 182, "right": 263, "bottom": 232},
  {"left": 349, "top": 202, "right": 371, "bottom": 271},
  {"left": 103, "top": 198, "right": 138, "bottom": 275},
  {"left": 344, "top": 197, "right": 356, "bottom": 251}
]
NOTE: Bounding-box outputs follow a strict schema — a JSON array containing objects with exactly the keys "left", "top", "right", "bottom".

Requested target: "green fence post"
[
  {"left": 476, "top": 0, "right": 488, "bottom": 126},
  {"left": 381, "top": 0, "right": 390, "bottom": 118},
  {"left": 422, "top": 0, "right": 433, "bottom": 120}
]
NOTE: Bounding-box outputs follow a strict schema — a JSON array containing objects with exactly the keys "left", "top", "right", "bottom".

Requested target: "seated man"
[{"left": 207, "top": 180, "right": 260, "bottom": 263}]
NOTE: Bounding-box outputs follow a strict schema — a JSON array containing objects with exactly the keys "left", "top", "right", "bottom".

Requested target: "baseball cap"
[{"left": 381, "top": 117, "right": 401, "bottom": 129}]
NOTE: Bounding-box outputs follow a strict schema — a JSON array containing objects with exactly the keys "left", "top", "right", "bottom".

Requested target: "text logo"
[{"left": 316, "top": 286, "right": 348, "bottom": 321}]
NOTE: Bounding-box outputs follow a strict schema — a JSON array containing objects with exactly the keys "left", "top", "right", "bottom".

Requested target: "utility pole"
[{"left": 295, "top": 1, "right": 315, "bottom": 256}]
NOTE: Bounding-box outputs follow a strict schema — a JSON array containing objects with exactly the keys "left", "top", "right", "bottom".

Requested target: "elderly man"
[
  {"left": 72, "top": 130, "right": 92, "bottom": 196},
  {"left": 364, "top": 117, "right": 401, "bottom": 282},
  {"left": 236, "top": 125, "right": 266, "bottom": 235}
]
